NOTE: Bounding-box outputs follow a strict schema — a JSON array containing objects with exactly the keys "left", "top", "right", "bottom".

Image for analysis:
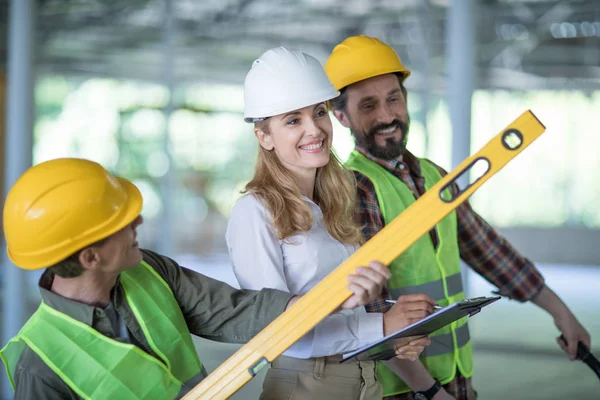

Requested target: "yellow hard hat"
[
  {"left": 325, "top": 35, "right": 411, "bottom": 91},
  {"left": 3, "top": 158, "right": 143, "bottom": 270}
]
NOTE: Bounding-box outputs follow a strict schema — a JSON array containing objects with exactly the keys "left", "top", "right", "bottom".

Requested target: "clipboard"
[{"left": 341, "top": 296, "right": 501, "bottom": 363}]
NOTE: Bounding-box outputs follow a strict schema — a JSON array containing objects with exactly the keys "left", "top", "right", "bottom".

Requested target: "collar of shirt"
[
  {"left": 354, "top": 145, "right": 424, "bottom": 179},
  {"left": 38, "top": 270, "right": 118, "bottom": 326}
]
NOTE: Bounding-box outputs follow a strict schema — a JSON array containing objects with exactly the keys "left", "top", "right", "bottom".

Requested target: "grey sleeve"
[{"left": 141, "top": 249, "right": 295, "bottom": 343}]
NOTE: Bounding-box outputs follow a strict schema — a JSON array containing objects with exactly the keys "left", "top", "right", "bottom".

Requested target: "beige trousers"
[{"left": 259, "top": 355, "right": 382, "bottom": 400}]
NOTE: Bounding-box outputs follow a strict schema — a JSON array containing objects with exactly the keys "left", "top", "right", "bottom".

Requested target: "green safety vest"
[
  {"left": 0, "top": 261, "right": 203, "bottom": 400},
  {"left": 346, "top": 150, "right": 473, "bottom": 396}
]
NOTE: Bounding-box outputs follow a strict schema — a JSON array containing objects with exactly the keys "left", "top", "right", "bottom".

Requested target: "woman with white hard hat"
[{"left": 226, "top": 46, "right": 435, "bottom": 399}]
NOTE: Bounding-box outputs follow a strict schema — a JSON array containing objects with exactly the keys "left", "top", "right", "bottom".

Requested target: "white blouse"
[{"left": 226, "top": 194, "right": 383, "bottom": 359}]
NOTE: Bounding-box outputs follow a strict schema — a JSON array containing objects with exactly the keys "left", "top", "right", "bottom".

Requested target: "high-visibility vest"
[
  {"left": 346, "top": 150, "right": 473, "bottom": 396},
  {"left": 0, "top": 261, "right": 203, "bottom": 400}
]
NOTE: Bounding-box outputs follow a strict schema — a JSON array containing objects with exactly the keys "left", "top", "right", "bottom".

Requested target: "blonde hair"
[{"left": 244, "top": 120, "right": 363, "bottom": 244}]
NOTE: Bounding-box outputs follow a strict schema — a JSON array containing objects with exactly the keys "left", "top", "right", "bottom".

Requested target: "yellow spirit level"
[{"left": 183, "top": 110, "right": 546, "bottom": 399}]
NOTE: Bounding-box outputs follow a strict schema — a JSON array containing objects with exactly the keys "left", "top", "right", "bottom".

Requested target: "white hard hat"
[{"left": 243, "top": 47, "right": 340, "bottom": 123}]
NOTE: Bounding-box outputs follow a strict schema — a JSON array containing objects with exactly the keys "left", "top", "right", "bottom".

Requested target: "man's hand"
[
  {"left": 555, "top": 310, "right": 591, "bottom": 361},
  {"left": 340, "top": 261, "right": 391, "bottom": 309},
  {"left": 393, "top": 336, "right": 431, "bottom": 361},
  {"left": 383, "top": 294, "right": 437, "bottom": 336},
  {"left": 531, "top": 284, "right": 591, "bottom": 361}
]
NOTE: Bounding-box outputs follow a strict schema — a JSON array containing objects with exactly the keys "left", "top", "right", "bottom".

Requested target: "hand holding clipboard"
[
  {"left": 379, "top": 294, "right": 440, "bottom": 361},
  {"left": 342, "top": 296, "right": 501, "bottom": 363}
]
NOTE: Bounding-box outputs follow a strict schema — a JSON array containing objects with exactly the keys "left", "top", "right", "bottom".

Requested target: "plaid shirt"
[{"left": 352, "top": 147, "right": 545, "bottom": 400}]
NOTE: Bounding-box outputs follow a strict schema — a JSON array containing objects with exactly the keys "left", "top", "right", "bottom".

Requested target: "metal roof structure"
[{"left": 1, "top": 0, "right": 600, "bottom": 89}]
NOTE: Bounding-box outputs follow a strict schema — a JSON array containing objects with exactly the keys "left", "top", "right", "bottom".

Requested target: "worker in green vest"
[
  {"left": 324, "top": 35, "right": 591, "bottom": 400},
  {"left": 0, "top": 157, "right": 393, "bottom": 400}
]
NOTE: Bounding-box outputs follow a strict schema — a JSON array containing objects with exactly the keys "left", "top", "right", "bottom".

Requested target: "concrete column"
[
  {"left": 157, "top": 0, "right": 176, "bottom": 255},
  {"left": 447, "top": 0, "right": 475, "bottom": 294},
  {"left": 2, "top": 0, "right": 36, "bottom": 396},
  {"left": 447, "top": 0, "right": 475, "bottom": 187}
]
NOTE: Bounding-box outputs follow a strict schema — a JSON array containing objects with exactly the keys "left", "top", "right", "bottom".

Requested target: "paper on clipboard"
[{"left": 341, "top": 296, "right": 501, "bottom": 363}]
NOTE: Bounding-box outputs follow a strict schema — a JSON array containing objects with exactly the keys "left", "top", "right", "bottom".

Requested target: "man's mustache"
[{"left": 367, "top": 119, "right": 408, "bottom": 137}]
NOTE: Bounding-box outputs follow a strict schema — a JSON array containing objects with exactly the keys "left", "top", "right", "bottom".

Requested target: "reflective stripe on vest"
[
  {"left": 388, "top": 272, "right": 464, "bottom": 300},
  {"left": 0, "top": 261, "right": 202, "bottom": 400},
  {"left": 423, "top": 323, "right": 470, "bottom": 358},
  {"left": 346, "top": 150, "right": 473, "bottom": 396}
]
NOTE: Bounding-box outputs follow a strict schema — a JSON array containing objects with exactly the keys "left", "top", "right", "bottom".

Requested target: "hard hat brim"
[
  {"left": 113, "top": 177, "right": 144, "bottom": 236},
  {"left": 244, "top": 83, "right": 339, "bottom": 123}
]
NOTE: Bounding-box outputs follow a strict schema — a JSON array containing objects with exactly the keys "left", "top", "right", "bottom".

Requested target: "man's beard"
[{"left": 353, "top": 116, "right": 410, "bottom": 160}]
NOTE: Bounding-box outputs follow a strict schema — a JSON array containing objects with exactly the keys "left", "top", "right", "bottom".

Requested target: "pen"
[{"left": 385, "top": 299, "right": 443, "bottom": 310}]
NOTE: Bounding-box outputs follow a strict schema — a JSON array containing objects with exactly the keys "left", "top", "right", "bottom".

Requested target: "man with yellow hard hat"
[
  {"left": 325, "top": 35, "right": 591, "bottom": 400},
  {"left": 0, "top": 157, "right": 391, "bottom": 400}
]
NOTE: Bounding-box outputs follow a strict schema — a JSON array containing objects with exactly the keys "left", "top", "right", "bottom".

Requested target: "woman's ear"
[{"left": 255, "top": 127, "right": 274, "bottom": 151}]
